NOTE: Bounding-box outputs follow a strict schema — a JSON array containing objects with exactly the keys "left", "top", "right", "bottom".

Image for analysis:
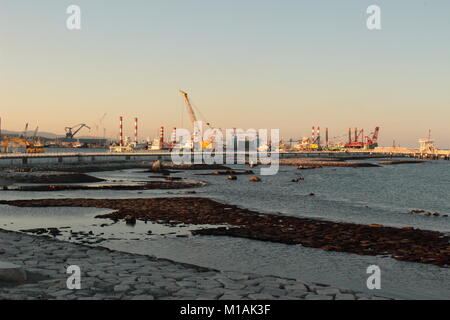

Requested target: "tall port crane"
[
  {"left": 179, "top": 90, "right": 198, "bottom": 127},
  {"left": 21, "top": 123, "right": 29, "bottom": 138},
  {"left": 65, "top": 124, "right": 91, "bottom": 139},
  {"left": 179, "top": 90, "right": 214, "bottom": 149}
]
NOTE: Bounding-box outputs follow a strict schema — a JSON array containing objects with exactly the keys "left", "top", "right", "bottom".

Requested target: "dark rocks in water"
[
  {"left": 151, "top": 160, "right": 163, "bottom": 172},
  {"left": 309, "top": 192, "right": 315, "bottom": 196},
  {"left": 6, "top": 197, "right": 450, "bottom": 267},
  {"left": 20, "top": 228, "right": 48, "bottom": 235},
  {"left": 196, "top": 170, "right": 254, "bottom": 176},
  {"left": 228, "top": 175, "right": 237, "bottom": 180},
  {"left": 409, "top": 209, "right": 448, "bottom": 218},
  {"left": 249, "top": 176, "right": 261, "bottom": 182},
  {"left": 281, "top": 159, "right": 380, "bottom": 168},
  {"left": 125, "top": 215, "right": 136, "bottom": 225},
  {"left": 379, "top": 160, "right": 425, "bottom": 165},
  {"left": 19, "top": 227, "right": 61, "bottom": 237},
  {"left": 8, "top": 180, "right": 205, "bottom": 192},
  {"left": 297, "top": 165, "right": 322, "bottom": 170},
  {"left": 291, "top": 177, "right": 304, "bottom": 182},
  {"left": 0, "top": 172, "right": 104, "bottom": 184}
]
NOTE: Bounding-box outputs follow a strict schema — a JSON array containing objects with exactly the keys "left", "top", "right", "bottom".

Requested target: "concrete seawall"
[{"left": 0, "top": 151, "right": 391, "bottom": 168}]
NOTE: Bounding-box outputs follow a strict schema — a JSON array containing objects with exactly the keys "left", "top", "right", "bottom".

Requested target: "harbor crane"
[
  {"left": 21, "top": 123, "right": 29, "bottom": 138},
  {"left": 345, "top": 126, "right": 380, "bottom": 149},
  {"left": 65, "top": 124, "right": 91, "bottom": 139},
  {"left": 179, "top": 90, "right": 215, "bottom": 149}
]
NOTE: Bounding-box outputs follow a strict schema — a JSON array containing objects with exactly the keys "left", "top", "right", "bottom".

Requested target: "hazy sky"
[{"left": 1, "top": 0, "right": 449, "bottom": 147}]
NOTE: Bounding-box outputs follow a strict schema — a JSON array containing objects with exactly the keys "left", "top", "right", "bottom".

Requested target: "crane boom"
[
  {"left": 22, "top": 123, "right": 29, "bottom": 138},
  {"left": 372, "top": 127, "right": 380, "bottom": 142},
  {"left": 179, "top": 90, "right": 198, "bottom": 126},
  {"left": 33, "top": 126, "right": 39, "bottom": 139},
  {"left": 65, "top": 124, "right": 91, "bottom": 139}
]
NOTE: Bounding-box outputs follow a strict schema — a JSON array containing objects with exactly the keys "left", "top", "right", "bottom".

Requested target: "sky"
[{"left": 1, "top": 0, "right": 449, "bottom": 147}]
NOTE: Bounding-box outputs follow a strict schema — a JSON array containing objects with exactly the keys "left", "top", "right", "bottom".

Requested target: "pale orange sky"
[{"left": 1, "top": 1, "right": 449, "bottom": 147}]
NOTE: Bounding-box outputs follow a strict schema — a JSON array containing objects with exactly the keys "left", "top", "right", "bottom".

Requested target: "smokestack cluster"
[{"left": 119, "top": 116, "right": 139, "bottom": 146}]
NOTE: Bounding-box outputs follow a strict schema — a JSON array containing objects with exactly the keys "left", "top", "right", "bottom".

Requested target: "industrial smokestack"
[
  {"left": 312, "top": 126, "right": 315, "bottom": 142},
  {"left": 349, "top": 128, "right": 352, "bottom": 144},
  {"left": 159, "top": 126, "right": 164, "bottom": 148},
  {"left": 134, "top": 118, "right": 138, "bottom": 143},
  {"left": 325, "top": 128, "right": 329, "bottom": 146},
  {"left": 119, "top": 116, "right": 124, "bottom": 146},
  {"left": 171, "top": 127, "right": 177, "bottom": 144},
  {"left": 354, "top": 128, "right": 358, "bottom": 142},
  {"left": 317, "top": 127, "right": 321, "bottom": 146}
]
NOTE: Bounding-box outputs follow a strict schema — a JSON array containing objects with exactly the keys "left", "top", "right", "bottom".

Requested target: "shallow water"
[{"left": 0, "top": 160, "right": 449, "bottom": 299}]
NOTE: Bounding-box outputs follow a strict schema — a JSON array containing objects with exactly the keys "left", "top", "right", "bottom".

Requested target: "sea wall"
[{"left": 0, "top": 151, "right": 388, "bottom": 169}]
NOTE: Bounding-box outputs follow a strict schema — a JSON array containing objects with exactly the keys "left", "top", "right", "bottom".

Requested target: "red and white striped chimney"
[
  {"left": 159, "top": 126, "right": 164, "bottom": 148},
  {"left": 134, "top": 117, "right": 138, "bottom": 143},
  {"left": 119, "top": 116, "right": 124, "bottom": 146},
  {"left": 171, "top": 127, "right": 177, "bottom": 144},
  {"left": 312, "top": 126, "right": 315, "bottom": 141}
]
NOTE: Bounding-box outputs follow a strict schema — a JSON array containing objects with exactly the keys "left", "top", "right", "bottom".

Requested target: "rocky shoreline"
[
  {"left": 0, "top": 229, "right": 390, "bottom": 300},
  {"left": 1, "top": 197, "right": 448, "bottom": 268},
  {"left": 5, "top": 181, "right": 206, "bottom": 192},
  {"left": 278, "top": 158, "right": 380, "bottom": 168},
  {"left": 0, "top": 171, "right": 105, "bottom": 185}
]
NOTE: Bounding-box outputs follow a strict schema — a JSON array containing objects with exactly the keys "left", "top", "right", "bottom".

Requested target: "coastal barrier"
[{"left": 0, "top": 151, "right": 391, "bottom": 168}]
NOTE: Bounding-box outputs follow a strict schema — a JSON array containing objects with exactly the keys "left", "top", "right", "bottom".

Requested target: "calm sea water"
[{"left": 0, "top": 160, "right": 449, "bottom": 299}]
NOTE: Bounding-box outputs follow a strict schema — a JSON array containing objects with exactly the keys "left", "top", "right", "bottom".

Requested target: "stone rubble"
[{"left": 0, "top": 229, "right": 391, "bottom": 300}]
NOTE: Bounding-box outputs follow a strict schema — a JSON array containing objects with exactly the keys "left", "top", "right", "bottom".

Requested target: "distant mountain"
[{"left": 0, "top": 129, "right": 101, "bottom": 139}]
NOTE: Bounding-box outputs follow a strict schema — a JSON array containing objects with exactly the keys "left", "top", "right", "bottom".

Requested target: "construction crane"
[
  {"left": 2, "top": 136, "right": 44, "bottom": 153},
  {"left": 345, "top": 127, "right": 380, "bottom": 149},
  {"left": 179, "top": 90, "right": 198, "bottom": 126},
  {"left": 365, "top": 126, "right": 380, "bottom": 149},
  {"left": 65, "top": 124, "right": 91, "bottom": 139},
  {"left": 21, "top": 123, "right": 29, "bottom": 138},
  {"left": 32, "top": 126, "right": 39, "bottom": 139},
  {"left": 179, "top": 90, "right": 214, "bottom": 149}
]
